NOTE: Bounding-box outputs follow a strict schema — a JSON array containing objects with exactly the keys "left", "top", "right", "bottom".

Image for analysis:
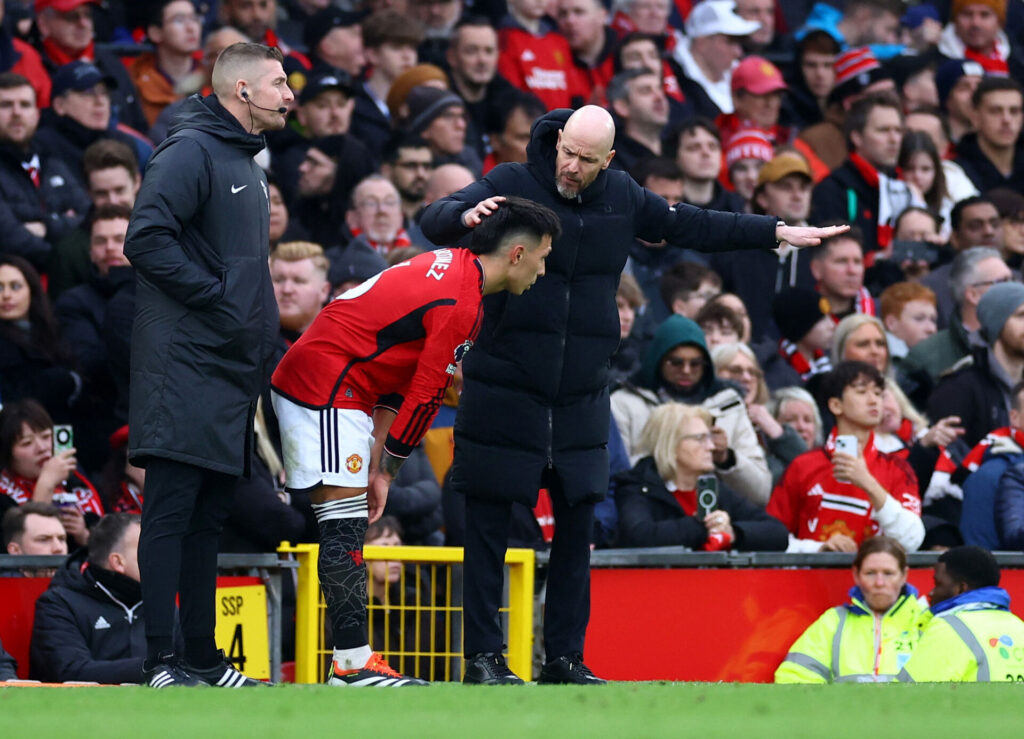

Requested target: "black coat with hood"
[
  {"left": 420, "top": 108, "right": 778, "bottom": 506},
  {"left": 125, "top": 94, "right": 279, "bottom": 476}
]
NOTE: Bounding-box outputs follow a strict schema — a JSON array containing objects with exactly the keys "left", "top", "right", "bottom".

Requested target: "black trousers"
[
  {"left": 138, "top": 457, "right": 237, "bottom": 652},
  {"left": 463, "top": 470, "right": 594, "bottom": 661}
]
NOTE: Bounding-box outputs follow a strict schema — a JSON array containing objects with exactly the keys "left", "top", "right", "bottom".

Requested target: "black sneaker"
[
  {"left": 184, "top": 650, "right": 264, "bottom": 687},
  {"left": 537, "top": 654, "right": 606, "bottom": 685},
  {"left": 143, "top": 652, "right": 201, "bottom": 688},
  {"left": 463, "top": 653, "right": 525, "bottom": 685}
]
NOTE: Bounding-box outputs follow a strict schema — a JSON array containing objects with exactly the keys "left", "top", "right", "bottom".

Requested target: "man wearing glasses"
[{"left": 130, "top": 0, "right": 203, "bottom": 130}]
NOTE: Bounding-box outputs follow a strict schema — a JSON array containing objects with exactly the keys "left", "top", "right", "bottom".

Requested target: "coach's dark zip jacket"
[
  {"left": 125, "top": 94, "right": 278, "bottom": 476},
  {"left": 420, "top": 109, "right": 779, "bottom": 506}
]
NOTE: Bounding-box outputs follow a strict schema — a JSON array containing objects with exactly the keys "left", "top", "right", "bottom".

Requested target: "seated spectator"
[
  {"left": 400, "top": 85, "right": 482, "bottom": 176},
  {"left": 608, "top": 68, "right": 670, "bottom": 174},
  {"left": 712, "top": 151, "right": 817, "bottom": 343},
  {"left": 954, "top": 77, "right": 1024, "bottom": 194},
  {"left": 770, "top": 386, "right": 824, "bottom": 450},
  {"left": 611, "top": 314, "right": 771, "bottom": 504},
  {"left": 0, "top": 0, "right": 50, "bottom": 107},
  {"left": 882, "top": 206, "right": 943, "bottom": 284},
  {"left": 707, "top": 293, "right": 752, "bottom": 344},
  {"left": 809, "top": 227, "right": 876, "bottom": 322},
  {"left": 380, "top": 135, "right": 435, "bottom": 225},
  {"left": 98, "top": 426, "right": 144, "bottom": 515},
  {"left": 885, "top": 53, "right": 938, "bottom": 110},
  {"left": 406, "top": 163, "right": 476, "bottom": 248},
  {"left": 811, "top": 93, "right": 923, "bottom": 257},
  {"left": 904, "top": 105, "right": 979, "bottom": 205},
  {"left": 223, "top": 0, "right": 310, "bottom": 72},
  {"left": 340, "top": 175, "right": 412, "bottom": 258},
  {"left": 696, "top": 299, "right": 744, "bottom": 350},
  {"left": 0, "top": 255, "right": 81, "bottom": 420},
  {"left": 610, "top": 272, "right": 646, "bottom": 388},
  {"left": 898, "top": 546, "right": 1024, "bottom": 683},
  {"left": 898, "top": 132, "right": 951, "bottom": 241},
  {"left": 0, "top": 73, "right": 90, "bottom": 272},
  {"left": 936, "top": 58, "right": 984, "bottom": 144},
  {"left": 34, "top": 0, "right": 147, "bottom": 132},
  {"left": 29, "top": 513, "right": 151, "bottom": 684},
  {"left": 928, "top": 282, "right": 1024, "bottom": 448},
  {"left": 326, "top": 239, "right": 387, "bottom": 299},
  {"left": 880, "top": 282, "right": 938, "bottom": 366},
  {"left": 876, "top": 377, "right": 964, "bottom": 484},
  {"left": 385, "top": 64, "right": 449, "bottom": 125},
  {"left": 671, "top": 0, "right": 760, "bottom": 120},
  {"left": 936, "top": 0, "right": 1024, "bottom": 78},
  {"left": 723, "top": 129, "right": 773, "bottom": 207},
  {"left": 767, "top": 361, "right": 925, "bottom": 553},
  {"left": 497, "top": 0, "right": 587, "bottom": 111},
  {"left": 832, "top": 314, "right": 890, "bottom": 376},
  {"left": 557, "top": 0, "right": 612, "bottom": 99},
  {"left": 0, "top": 399, "right": 101, "bottom": 550},
  {"left": 614, "top": 402, "right": 787, "bottom": 550},
  {"left": 658, "top": 260, "right": 721, "bottom": 319},
  {"left": 668, "top": 118, "right": 745, "bottom": 212},
  {"left": 129, "top": 1, "right": 202, "bottom": 130},
  {"left": 713, "top": 342, "right": 806, "bottom": 485},
  {"left": 409, "top": 0, "right": 464, "bottom": 66},
  {"left": 269, "top": 241, "right": 330, "bottom": 342},
  {"left": 764, "top": 287, "right": 835, "bottom": 389},
  {"left": 267, "top": 176, "right": 292, "bottom": 250},
  {"left": 786, "top": 29, "right": 840, "bottom": 132},
  {"left": 904, "top": 246, "right": 1009, "bottom": 383},
  {"left": 613, "top": 30, "right": 692, "bottom": 129},
  {"left": 2, "top": 502, "right": 67, "bottom": 576},
  {"left": 988, "top": 188, "right": 1024, "bottom": 271},
  {"left": 775, "top": 536, "right": 922, "bottom": 683},
  {"left": 482, "top": 93, "right": 545, "bottom": 174},
  {"left": 48, "top": 138, "right": 141, "bottom": 300}
]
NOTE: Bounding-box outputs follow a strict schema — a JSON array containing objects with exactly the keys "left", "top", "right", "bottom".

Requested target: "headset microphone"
[{"left": 242, "top": 89, "right": 287, "bottom": 114}]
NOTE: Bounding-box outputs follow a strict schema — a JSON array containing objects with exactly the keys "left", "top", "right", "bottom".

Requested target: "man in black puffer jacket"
[
  {"left": 125, "top": 43, "right": 291, "bottom": 688},
  {"left": 420, "top": 104, "right": 847, "bottom": 684}
]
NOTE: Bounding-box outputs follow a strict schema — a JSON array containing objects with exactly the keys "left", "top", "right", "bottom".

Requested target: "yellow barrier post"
[{"left": 278, "top": 543, "right": 535, "bottom": 683}]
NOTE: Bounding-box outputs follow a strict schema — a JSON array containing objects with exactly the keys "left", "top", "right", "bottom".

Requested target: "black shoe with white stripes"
[
  {"left": 537, "top": 654, "right": 607, "bottom": 685},
  {"left": 143, "top": 653, "right": 201, "bottom": 688},
  {"left": 185, "top": 650, "right": 264, "bottom": 687},
  {"left": 327, "top": 652, "right": 428, "bottom": 687}
]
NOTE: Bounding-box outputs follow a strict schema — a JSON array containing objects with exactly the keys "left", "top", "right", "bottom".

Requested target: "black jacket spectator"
[
  {"left": 34, "top": 109, "right": 150, "bottom": 191},
  {"left": 29, "top": 554, "right": 150, "bottom": 683},
  {"left": 0, "top": 636, "right": 16, "bottom": 680},
  {"left": 615, "top": 456, "right": 788, "bottom": 550},
  {"left": 421, "top": 107, "right": 778, "bottom": 507},
  {"left": 0, "top": 141, "right": 90, "bottom": 271},
  {"left": 927, "top": 348, "right": 1011, "bottom": 449},
  {"left": 955, "top": 133, "right": 1024, "bottom": 194},
  {"left": 125, "top": 95, "right": 279, "bottom": 476},
  {"left": 995, "top": 460, "right": 1024, "bottom": 550},
  {"left": 811, "top": 158, "right": 909, "bottom": 256}
]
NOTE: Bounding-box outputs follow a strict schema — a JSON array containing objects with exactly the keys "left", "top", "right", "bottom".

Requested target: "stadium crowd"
[{"left": 4, "top": 0, "right": 1024, "bottom": 683}]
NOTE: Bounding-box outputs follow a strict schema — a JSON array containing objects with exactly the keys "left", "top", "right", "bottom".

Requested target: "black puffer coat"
[
  {"left": 420, "top": 108, "right": 778, "bottom": 506},
  {"left": 125, "top": 95, "right": 279, "bottom": 475}
]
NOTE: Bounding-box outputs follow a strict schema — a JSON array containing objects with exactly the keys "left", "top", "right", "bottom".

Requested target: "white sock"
[{"left": 334, "top": 645, "right": 373, "bottom": 671}]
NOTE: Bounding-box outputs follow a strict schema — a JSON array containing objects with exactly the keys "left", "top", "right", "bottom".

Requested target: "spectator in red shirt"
[
  {"left": 557, "top": 0, "right": 615, "bottom": 101},
  {"left": 0, "top": 1, "right": 51, "bottom": 108},
  {"left": 767, "top": 360, "right": 924, "bottom": 553}
]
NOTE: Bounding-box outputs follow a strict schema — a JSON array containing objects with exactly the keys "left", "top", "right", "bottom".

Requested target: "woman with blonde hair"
[
  {"left": 831, "top": 314, "right": 891, "bottom": 376},
  {"left": 614, "top": 403, "right": 787, "bottom": 550}
]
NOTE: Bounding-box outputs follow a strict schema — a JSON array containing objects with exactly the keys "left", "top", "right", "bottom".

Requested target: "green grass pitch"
[{"left": 1, "top": 683, "right": 1021, "bottom": 738}]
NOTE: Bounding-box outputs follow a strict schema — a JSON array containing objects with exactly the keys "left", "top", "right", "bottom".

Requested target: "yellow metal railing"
[{"left": 278, "top": 544, "right": 535, "bottom": 683}]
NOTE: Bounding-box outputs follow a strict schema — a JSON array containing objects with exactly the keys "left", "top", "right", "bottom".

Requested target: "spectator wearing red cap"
[
  {"left": 608, "top": 68, "right": 670, "bottom": 174},
  {"left": 672, "top": 0, "right": 761, "bottom": 119},
  {"left": 796, "top": 46, "right": 897, "bottom": 178},
  {"left": 0, "top": 1, "right": 51, "bottom": 108},
  {"left": 497, "top": 0, "right": 588, "bottom": 111},
  {"left": 34, "top": 0, "right": 148, "bottom": 133},
  {"left": 937, "top": 0, "right": 1024, "bottom": 79},
  {"left": 717, "top": 55, "right": 789, "bottom": 148},
  {"left": 723, "top": 129, "right": 773, "bottom": 205}
]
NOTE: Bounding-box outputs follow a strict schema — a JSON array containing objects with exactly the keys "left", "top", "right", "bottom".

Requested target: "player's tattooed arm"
[{"left": 379, "top": 449, "right": 405, "bottom": 479}]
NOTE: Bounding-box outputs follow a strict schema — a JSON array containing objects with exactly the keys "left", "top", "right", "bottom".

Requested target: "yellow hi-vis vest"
[
  {"left": 775, "top": 591, "right": 923, "bottom": 683},
  {"left": 898, "top": 602, "right": 1024, "bottom": 682}
]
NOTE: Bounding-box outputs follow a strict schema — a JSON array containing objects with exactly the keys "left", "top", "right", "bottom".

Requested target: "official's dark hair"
[
  {"left": 854, "top": 535, "right": 907, "bottom": 571},
  {"left": 90, "top": 203, "right": 134, "bottom": 228},
  {"left": 659, "top": 261, "right": 721, "bottom": 310},
  {"left": 0, "top": 254, "right": 68, "bottom": 366},
  {"left": 950, "top": 195, "right": 996, "bottom": 234},
  {"left": 0, "top": 72, "right": 33, "bottom": 92},
  {"left": 844, "top": 92, "right": 902, "bottom": 144},
  {"left": 2, "top": 502, "right": 61, "bottom": 548},
  {"left": 0, "top": 399, "right": 53, "bottom": 470},
  {"left": 382, "top": 133, "right": 432, "bottom": 165},
  {"left": 469, "top": 196, "right": 561, "bottom": 256},
  {"left": 87, "top": 513, "right": 140, "bottom": 569},
  {"left": 83, "top": 138, "right": 140, "bottom": 179},
  {"left": 821, "top": 360, "right": 885, "bottom": 402},
  {"left": 972, "top": 76, "right": 1024, "bottom": 109},
  {"left": 938, "top": 546, "right": 1001, "bottom": 590}
]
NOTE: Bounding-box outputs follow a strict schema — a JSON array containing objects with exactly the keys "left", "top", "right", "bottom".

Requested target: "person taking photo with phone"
[
  {"left": 767, "top": 361, "right": 925, "bottom": 553},
  {"left": 614, "top": 402, "right": 788, "bottom": 551}
]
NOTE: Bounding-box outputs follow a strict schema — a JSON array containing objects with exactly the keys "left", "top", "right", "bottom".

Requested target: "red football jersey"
[
  {"left": 498, "top": 21, "right": 589, "bottom": 111},
  {"left": 767, "top": 430, "right": 921, "bottom": 544},
  {"left": 271, "top": 248, "right": 484, "bottom": 459}
]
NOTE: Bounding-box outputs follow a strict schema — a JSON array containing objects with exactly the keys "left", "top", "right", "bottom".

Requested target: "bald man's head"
[
  {"left": 554, "top": 105, "right": 616, "bottom": 199},
  {"left": 424, "top": 163, "right": 475, "bottom": 205}
]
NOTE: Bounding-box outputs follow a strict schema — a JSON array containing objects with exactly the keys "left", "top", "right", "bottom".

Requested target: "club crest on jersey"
[
  {"left": 346, "top": 454, "right": 363, "bottom": 474},
  {"left": 454, "top": 340, "right": 473, "bottom": 363}
]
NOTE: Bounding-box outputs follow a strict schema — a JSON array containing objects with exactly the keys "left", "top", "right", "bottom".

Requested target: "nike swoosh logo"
[{"left": 231, "top": 185, "right": 247, "bottom": 194}]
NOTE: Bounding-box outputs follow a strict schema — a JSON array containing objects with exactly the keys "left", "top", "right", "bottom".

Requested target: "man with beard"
[
  {"left": 420, "top": 104, "right": 846, "bottom": 684},
  {"left": 381, "top": 134, "right": 434, "bottom": 224}
]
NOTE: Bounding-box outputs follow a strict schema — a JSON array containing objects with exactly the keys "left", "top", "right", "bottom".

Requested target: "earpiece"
[{"left": 241, "top": 89, "right": 249, "bottom": 99}]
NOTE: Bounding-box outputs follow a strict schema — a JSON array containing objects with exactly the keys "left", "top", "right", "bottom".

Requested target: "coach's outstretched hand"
[
  {"left": 776, "top": 223, "right": 850, "bottom": 248},
  {"left": 462, "top": 196, "right": 507, "bottom": 227}
]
